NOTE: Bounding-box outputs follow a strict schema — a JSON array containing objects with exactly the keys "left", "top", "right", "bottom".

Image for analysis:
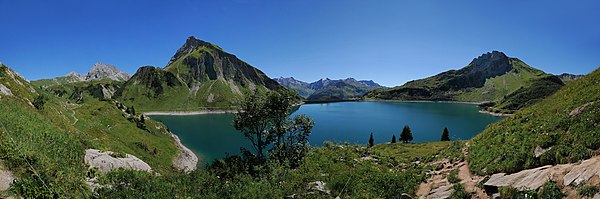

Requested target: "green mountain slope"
[
  {"left": 484, "top": 75, "right": 565, "bottom": 113},
  {"left": 365, "top": 51, "right": 548, "bottom": 102},
  {"left": 469, "top": 67, "right": 600, "bottom": 175},
  {"left": 117, "top": 36, "right": 284, "bottom": 111},
  {"left": 0, "top": 64, "right": 182, "bottom": 197}
]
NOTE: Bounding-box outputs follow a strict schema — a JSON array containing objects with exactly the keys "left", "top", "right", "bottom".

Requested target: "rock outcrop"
[
  {"left": 484, "top": 155, "right": 600, "bottom": 191},
  {"left": 84, "top": 149, "right": 152, "bottom": 174},
  {"left": 0, "top": 161, "right": 15, "bottom": 193},
  {"left": 0, "top": 84, "right": 13, "bottom": 96},
  {"left": 171, "top": 134, "right": 198, "bottom": 173},
  {"left": 84, "top": 62, "right": 131, "bottom": 81}
]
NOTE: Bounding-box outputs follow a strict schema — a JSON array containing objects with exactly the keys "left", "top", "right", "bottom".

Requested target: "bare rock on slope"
[
  {"left": 84, "top": 149, "right": 152, "bottom": 174},
  {"left": 484, "top": 155, "right": 600, "bottom": 191},
  {"left": 0, "top": 161, "right": 15, "bottom": 193},
  {"left": 0, "top": 84, "right": 13, "bottom": 96},
  {"left": 171, "top": 133, "right": 198, "bottom": 173}
]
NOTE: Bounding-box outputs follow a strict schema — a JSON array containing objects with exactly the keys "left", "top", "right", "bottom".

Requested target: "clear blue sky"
[{"left": 1, "top": 0, "right": 599, "bottom": 86}]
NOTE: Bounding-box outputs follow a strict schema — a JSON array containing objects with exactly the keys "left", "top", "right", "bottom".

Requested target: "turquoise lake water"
[{"left": 150, "top": 101, "right": 504, "bottom": 166}]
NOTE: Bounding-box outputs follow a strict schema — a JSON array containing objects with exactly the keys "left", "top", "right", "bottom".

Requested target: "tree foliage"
[
  {"left": 441, "top": 127, "right": 450, "bottom": 141},
  {"left": 400, "top": 125, "right": 413, "bottom": 143},
  {"left": 234, "top": 91, "right": 314, "bottom": 168},
  {"left": 368, "top": 133, "right": 374, "bottom": 147}
]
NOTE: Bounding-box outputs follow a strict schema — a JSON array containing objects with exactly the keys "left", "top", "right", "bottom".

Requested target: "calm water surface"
[{"left": 150, "top": 101, "right": 503, "bottom": 165}]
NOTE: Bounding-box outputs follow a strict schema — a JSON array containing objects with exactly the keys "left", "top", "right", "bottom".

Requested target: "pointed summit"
[{"left": 167, "top": 36, "right": 219, "bottom": 66}]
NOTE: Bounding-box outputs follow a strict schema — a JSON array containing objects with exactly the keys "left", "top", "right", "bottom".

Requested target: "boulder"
[{"left": 84, "top": 149, "right": 152, "bottom": 174}]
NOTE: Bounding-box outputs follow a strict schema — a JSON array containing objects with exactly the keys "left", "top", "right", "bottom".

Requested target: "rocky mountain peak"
[
  {"left": 84, "top": 62, "right": 131, "bottom": 81},
  {"left": 466, "top": 51, "right": 512, "bottom": 76},
  {"left": 167, "top": 36, "right": 215, "bottom": 66}
]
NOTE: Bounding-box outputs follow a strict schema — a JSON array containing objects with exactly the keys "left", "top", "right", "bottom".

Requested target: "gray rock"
[
  {"left": 308, "top": 181, "right": 330, "bottom": 194},
  {"left": 427, "top": 184, "right": 453, "bottom": 199},
  {"left": 534, "top": 145, "right": 552, "bottom": 158},
  {"left": 171, "top": 134, "right": 198, "bottom": 173},
  {"left": 84, "top": 149, "right": 152, "bottom": 174},
  {"left": 0, "top": 84, "right": 13, "bottom": 96},
  {"left": 0, "top": 161, "right": 15, "bottom": 192},
  {"left": 85, "top": 62, "right": 131, "bottom": 81}
]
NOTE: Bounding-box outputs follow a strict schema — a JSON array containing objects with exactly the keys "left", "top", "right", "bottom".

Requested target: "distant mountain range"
[
  {"left": 32, "top": 62, "right": 131, "bottom": 88},
  {"left": 274, "top": 77, "right": 385, "bottom": 100}
]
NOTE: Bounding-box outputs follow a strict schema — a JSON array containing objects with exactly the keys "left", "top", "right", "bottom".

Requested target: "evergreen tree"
[
  {"left": 368, "top": 132, "right": 374, "bottom": 147},
  {"left": 399, "top": 125, "right": 413, "bottom": 143},
  {"left": 391, "top": 135, "right": 396, "bottom": 143},
  {"left": 441, "top": 127, "right": 450, "bottom": 141}
]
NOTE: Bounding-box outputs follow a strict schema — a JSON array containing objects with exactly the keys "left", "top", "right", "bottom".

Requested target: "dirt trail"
[{"left": 416, "top": 143, "right": 487, "bottom": 199}]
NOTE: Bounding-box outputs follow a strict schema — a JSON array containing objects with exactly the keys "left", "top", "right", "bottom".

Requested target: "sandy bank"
[{"left": 478, "top": 110, "right": 513, "bottom": 117}]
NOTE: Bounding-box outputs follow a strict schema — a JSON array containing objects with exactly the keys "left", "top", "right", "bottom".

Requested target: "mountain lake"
[{"left": 150, "top": 101, "right": 504, "bottom": 166}]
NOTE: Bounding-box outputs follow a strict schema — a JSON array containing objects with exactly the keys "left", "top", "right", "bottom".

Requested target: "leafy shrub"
[
  {"left": 450, "top": 183, "right": 472, "bottom": 199},
  {"left": 447, "top": 169, "right": 460, "bottom": 184},
  {"left": 578, "top": 184, "right": 599, "bottom": 198},
  {"left": 538, "top": 180, "right": 564, "bottom": 199}
]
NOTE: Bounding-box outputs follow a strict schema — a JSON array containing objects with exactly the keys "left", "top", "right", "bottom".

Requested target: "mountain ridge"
[
  {"left": 274, "top": 77, "right": 385, "bottom": 99},
  {"left": 365, "top": 51, "right": 551, "bottom": 103}
]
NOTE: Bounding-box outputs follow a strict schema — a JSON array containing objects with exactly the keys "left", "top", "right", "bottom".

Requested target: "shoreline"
[
  {"left": 143, "top": 100, "right": 490, "bottom": 116},
  {"left": 361, "top": 99, "right": 484, "bottom": 105},
  {"left": 144, "top": 110, "right": 237, "bottom": 116},
  {"left": 478, "top": 110, "right": 514, "bottom": 117}
]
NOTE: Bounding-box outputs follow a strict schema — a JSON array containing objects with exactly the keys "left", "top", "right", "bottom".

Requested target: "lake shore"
[
  {"left": 478, "top": 110, "right": 514, "bottom": 117},
  {"left": 362, "top": 99, "right": 484, "bottom": 105},
  {"left": 144, "top": 110, "right": 237, "bottom": 116}
]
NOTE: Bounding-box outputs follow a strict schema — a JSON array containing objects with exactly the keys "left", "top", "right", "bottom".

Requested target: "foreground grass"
[{"left": 96, "top": 142, "right": 462, "bottom": 198}]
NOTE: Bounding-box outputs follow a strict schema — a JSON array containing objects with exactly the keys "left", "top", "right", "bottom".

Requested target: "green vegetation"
[
  {"left": 469, "top": 68, "right": 600, "bottom": 175},
  {"left": 364, "top": 52, "right": 552, "bottom": 113},
  {"left": 485, "top": 75, "right": 565, "bottom": 113},
  {"left": 578, "top": 184, "right": 599, "bottom": 198},
  {"left": 441, "top": 127, "right": 450, "bottom": 141},
  {"left": 368, "top": 133, "right": 374, "bottom": 147},
  {"left": 93, "top": 141, "right": 460, "bottom": 198},
  {"left": 391, "top": 134, "right": 396, "bottom": 143},
  {"left": 117, "top": 37, "right": 284, "bottom": 112},
  {"left": 0, "top": 64, "right": 181, "bottom": 198},
  {"left": 447, "top": 169, "right": 460, "bottom": 184},
  {"left": 497, "top": 181, "right": 565, "bottom": 199},
  {"left": 400, "top": 125, "right": 413, "bottom": 143},
  {"left": 449, "top": 183, "right": 472, "bottom": 199}
]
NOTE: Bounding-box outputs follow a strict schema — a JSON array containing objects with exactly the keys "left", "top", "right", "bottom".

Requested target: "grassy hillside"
[
  {"left": 469, "top": 67, "right": 600, "bottom": 175},
  {"left": 365, "top": 52, "right": 548, "bottom": 103},
  {"left": 484, "top": 75, "right": 565, "bottom": 113},
  {"left": 0, "top": 64, "right": 182, "bottom": 197}
]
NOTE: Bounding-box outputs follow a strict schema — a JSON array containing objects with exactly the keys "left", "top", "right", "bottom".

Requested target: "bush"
[
  {"left": 578, "top": 184, "right": 599, "bottom": 198},
  {"left": 449, "top": 183, "right": 472, "bottom": 199},
  {"left": 447, "top": 169, "right": 460, "bottom": 184},
  {"left": 538, "top": 180, "right": 564, "bottom": 199}
]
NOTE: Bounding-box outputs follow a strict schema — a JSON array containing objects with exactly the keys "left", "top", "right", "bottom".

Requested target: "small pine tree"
[
  {"left": 391, "top": 135, "right": 396, "bottom": 143},
  {"left": 400, "top": 125, "right": 413, "bottom": 143},
  {"left": 368, "top": 132, "right": 374, "bottom": 147},
  {"left": 441, "top": 127, "right": 450, "bottom": 141}
]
